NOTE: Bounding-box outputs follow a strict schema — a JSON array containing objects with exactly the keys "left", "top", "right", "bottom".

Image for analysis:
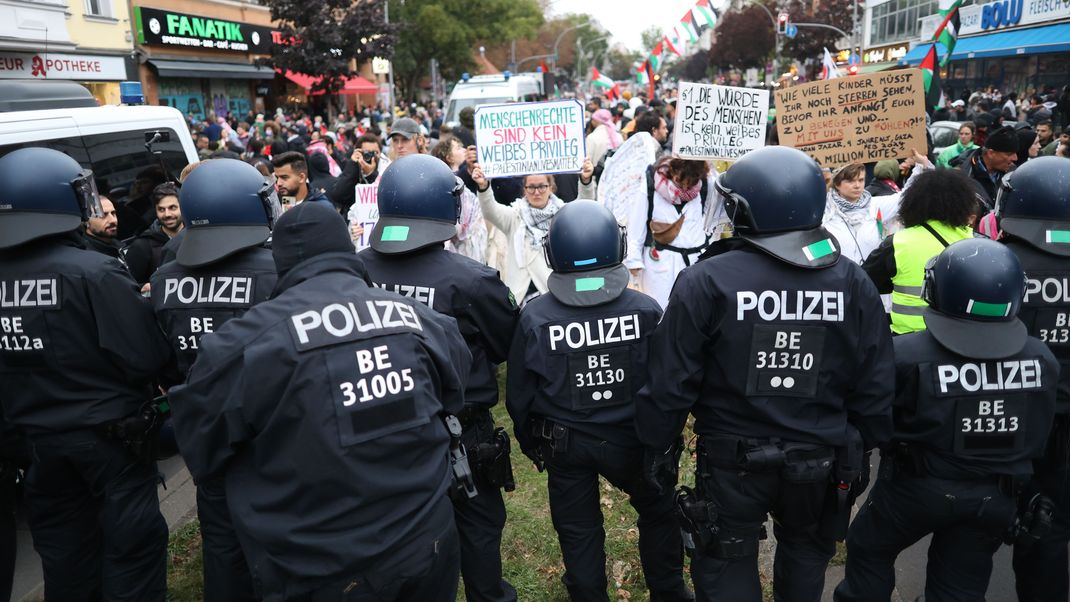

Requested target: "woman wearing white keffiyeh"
[
  {"left": 472, "top": 158, "right": 596, "bottom": 305},
  {"left": 822, "top": 162, "right": 900, "bottom": 265}
]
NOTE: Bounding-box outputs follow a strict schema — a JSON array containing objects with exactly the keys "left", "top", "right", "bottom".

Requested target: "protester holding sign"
[
  {"left": 474, "top": 100, "right": 587, "bottom": 180},
  {"left": 672, "top": 82, "right": 769, "bottom": 161},
  {"left": 471, "top": 158, "right": 595, "bottom": 307},
  {"left": 624, "top": 157, "right": 731, "bottom": 309}
]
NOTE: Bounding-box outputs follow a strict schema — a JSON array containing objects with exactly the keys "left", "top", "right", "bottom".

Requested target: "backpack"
[{"left": 643, "top": 164, "right": 710, "bottom": 266}]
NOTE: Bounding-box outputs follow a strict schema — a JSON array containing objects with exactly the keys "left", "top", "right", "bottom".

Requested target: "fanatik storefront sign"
[
  {"left": 863, "top": 43, "right": 909, "bottom": 64},
  {"left": 0, "top": 51, "right": 127, "bottom": 80},
  {"left": 134, "top": 6, "right": 274, "bottom": 53}
]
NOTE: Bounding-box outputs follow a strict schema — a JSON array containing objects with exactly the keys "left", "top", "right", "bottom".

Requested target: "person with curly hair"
[{"left": 861, "top": 168, "right": 980, "bottom": 334}]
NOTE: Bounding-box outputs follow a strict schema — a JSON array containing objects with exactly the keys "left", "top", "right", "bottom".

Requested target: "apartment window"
[{"left": 84, "top": 0, "right": 112, "bottom": 18}]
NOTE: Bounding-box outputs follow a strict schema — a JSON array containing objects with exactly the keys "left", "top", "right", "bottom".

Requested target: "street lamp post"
[{"left": 551, "top": 19, "right": 590, "bottom": 73}]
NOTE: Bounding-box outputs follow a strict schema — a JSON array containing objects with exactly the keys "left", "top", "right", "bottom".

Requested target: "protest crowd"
[{"left": 3, "top": 61, "right": 1070, "bottom": 602}]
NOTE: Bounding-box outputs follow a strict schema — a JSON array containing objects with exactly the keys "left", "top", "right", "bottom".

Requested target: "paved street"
[{"left": 10, "top": 456, "right": 196, "bottom": 602}]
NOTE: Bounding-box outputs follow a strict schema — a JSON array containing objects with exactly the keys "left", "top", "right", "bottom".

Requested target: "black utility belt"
[
  {"left": 698, "top": 435, "right": 832, "bottom": 472},
  {"left": 456, "top": 404, "right": 493, "bottom": 431}
]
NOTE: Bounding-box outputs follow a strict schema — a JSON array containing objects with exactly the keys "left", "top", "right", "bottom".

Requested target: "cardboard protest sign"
[
  {"left": 346, "top": 183, "right": 379, "bottom": 251},
  {"left": 475, "top": 99, "right": 586, "bottom": 178},
  {"left": 774, "top": 69, "right": 927, "bottom": 168},
  {"left": 673, "top": 82, "right": 769, "bottom": 161}
]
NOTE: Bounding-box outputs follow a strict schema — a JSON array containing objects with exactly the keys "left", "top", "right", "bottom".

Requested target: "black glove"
[
  {"left": 644, "top": 437, "right": 684, "bottom": 495},
  {"left": 1015, "top": 494, "right": 1055, "bottom": 548}
]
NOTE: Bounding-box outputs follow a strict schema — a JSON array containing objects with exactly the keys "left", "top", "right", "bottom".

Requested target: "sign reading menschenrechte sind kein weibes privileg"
[{"left": 475, "top": 99, "right": 586, "bottom": 179}]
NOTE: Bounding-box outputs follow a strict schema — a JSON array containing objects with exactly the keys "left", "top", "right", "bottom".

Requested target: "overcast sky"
[{"left": 549, "top": 0, "right": 715, "bottom": 53}]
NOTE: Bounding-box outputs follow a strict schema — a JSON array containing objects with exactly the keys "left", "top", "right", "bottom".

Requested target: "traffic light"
[{"left": 777, "top": 12, "right": 790, "bottom": 34}]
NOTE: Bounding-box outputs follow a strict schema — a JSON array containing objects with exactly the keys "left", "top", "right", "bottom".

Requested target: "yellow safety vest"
[{"left": 890, "top": 221, "right": 974, "bottom": 334}]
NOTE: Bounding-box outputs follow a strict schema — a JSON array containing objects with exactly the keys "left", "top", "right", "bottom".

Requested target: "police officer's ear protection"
[
  {"left": 715, "top": 178, "right": 755, "bottom": 233},
  {"left": 450, "top": 176, "right": 465, "bottom": 223},
  {"left": 921, "top": 255, "right": 939, "bottom": 308},
  {"left": 70, "top": 169, "right": 104, "bottom": 221},
  {"left": 258, "top": 177, "right": 283, "bottom": 229}
]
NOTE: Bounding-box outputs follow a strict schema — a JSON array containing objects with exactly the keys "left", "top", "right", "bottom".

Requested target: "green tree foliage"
[
  {"left": 264, "top": 0, "right": 396, "bottom": 94},
  {"left": 604, "top": 47, "right": 643, "bottom": 82},
  {"left": 781, "top": 0, "right": 861, "bottom": 63},
  {"left": 709, "top": 4, "right": 775, "bottom": 70},
  {"left": 640, "top": 26, "right": 664, "bottom": 55},
  {"left": 391, "top": 0, "right": 543, "bottom": 100}
]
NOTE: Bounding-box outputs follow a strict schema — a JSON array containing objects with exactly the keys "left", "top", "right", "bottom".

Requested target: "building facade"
[{"left": 0, "top": 0, "right": 138, "bottom": 103}]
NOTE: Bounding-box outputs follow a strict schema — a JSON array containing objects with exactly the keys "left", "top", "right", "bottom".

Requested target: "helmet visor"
[{"left": 71, "top": 170, "right": 103, "bottom": 220}]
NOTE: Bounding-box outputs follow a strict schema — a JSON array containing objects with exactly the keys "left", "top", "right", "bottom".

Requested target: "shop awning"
[
  {"left": 899, "top": 22, "right": 1070, "bottom": 65},
  {"left": 147, "top": 59, "right": 275, "bottom": 80},
  {"left": 280, "top": 70, "right": 378, "bottom": 95}
]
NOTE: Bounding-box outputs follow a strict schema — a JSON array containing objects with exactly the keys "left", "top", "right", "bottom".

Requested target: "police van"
[
  {"left": 0, "top": 80, "right": 197, "bottom": 201},
  {"left": 443, "top": 72, "right": 548, "bottom": 128}
]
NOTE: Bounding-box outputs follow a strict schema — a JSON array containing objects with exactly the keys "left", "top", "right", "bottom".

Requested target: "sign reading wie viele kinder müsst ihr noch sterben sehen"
[
  {"left": 672, "top": 82, "right": 769, "bottom": 161},
  {"left": 474, "top": 99, "right": 587, "bottom": 179},
  {"left": 774, "top": 69, "right": 928, "bottom": 168}
]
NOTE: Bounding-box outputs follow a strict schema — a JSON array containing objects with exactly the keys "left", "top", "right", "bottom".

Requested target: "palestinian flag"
[
  {"left": 664, "top": 35, "right": 682, "bottom": 57},
  {"left": 649, "top": 42, "right": 663, "bottom": 71},
  {"left": 694, "top": 0, "right": 719, "bottom": 29},
  {"left": 920, "top": 44, "right": 944, "bottom": 115},
  {"left": 592, "top": 67, "right": 620, "bottom": 99},
  {"left": 636, "top": 63, "right": 649, "bottom": 85},
  {"left": 686, "top": 10, "right": 703, "bottom": 36},
  {"left": 679, "top": 16, "right": 699, "bottom": 42},
  {"left": 934, "top": 0, "right": 962, "bottom": 66}
]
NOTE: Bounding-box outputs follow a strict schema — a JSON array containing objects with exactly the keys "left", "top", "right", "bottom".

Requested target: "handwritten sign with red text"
[
  {"left": 346, "top": 184, "right": 379, "bottom": 251},
  {"left": 475, "top": 99, "right": 586, "bottom": 178},
  {"left": 774, "top": 69, "right": 927, "bottom": 168}
]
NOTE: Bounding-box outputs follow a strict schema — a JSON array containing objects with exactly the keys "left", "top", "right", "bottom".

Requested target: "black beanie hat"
[
  {"left": 984, "top": 125, "right": 1018, "bottom": 153},
  {"left": 271, "top": 201, "right": 353, "bottom": 277}
]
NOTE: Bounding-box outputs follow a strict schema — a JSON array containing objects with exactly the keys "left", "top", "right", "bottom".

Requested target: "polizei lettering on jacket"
[
  {"left": 371, "top": 282, "right": 436, "bottom": 307},
  {"left": 547, "top": 314, "right": 640, "bottom": 352},
  {"left": 736, "top": 290, "right": 844, "bottom": 322},
  {"left": 1025, "top": 274, "right": 1070, "bottom": 304},
  {"left": 936, "top": 359, "right": 1043, "bottom": 395},
  {"left": 160, "top": 276, "right": 253, "bottom": 307},
  {"left": 289, "top": 299, "right": 423, "bottom": 351},
  {"left": 0, "top": 278, "right": 59, "bottom": 309}
]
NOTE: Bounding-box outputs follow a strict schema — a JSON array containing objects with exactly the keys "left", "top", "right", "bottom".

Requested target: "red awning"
[{"left": 279, "top": 70, "right": 377, "bottom": 95}]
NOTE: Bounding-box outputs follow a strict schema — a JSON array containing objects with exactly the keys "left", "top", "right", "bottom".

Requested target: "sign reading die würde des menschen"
[
  {"left": 474, "top": 99, "right": 586, "bottom": 179},
  {"left": 673, "top": 82, "right": 769, "bottom": 161}
]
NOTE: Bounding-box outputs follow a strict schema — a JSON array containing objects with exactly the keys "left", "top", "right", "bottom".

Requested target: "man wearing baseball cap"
[
  {"left": 388, "top": 117, "right": 427, "bottom": 159},
  {"left": 959, "top": 124, "right": 1018, "bottom": 209},
  {"left": 949, "top": 99, "right": 975, "bottom": 122}
]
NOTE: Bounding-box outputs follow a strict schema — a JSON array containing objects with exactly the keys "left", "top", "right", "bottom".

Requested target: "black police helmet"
[
  {"left": 0, "top": 147, "right": 102, "bottom": 250},
  {"left": 922, "top": 238, "right": 1027, "bottom": 359},
  {"left": 995, "top": 156, "right": 1070, "bottom": 257},
  {"left": 176, "top": 158, "right": 280, "bottom": 268},
  {"left": 715, "top": 146, "right": 837, "bottom": 268},
  {"left": 371, "top": 154, "right": 462, "bottom": 254},
  {"left": 544, "top": 200, "right": 629, "bottom": 306}
]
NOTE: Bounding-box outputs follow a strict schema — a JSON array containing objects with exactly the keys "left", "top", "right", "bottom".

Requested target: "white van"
[
  {"left": 443, "top": 73, "right": 546, "bottom": 128},
  {"left": 0, "top": 80, "right": 197, "bottom": 202}
]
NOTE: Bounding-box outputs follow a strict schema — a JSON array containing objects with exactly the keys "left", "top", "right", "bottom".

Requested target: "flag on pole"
[
  {"left": 693, "top": 0, "right": 719, "bottom": 28},
  {"left": 920, "top": 44, "right": 944, "bottom": 114},
  {"left": 679, "top": 16, "right": 699, "bottom": 42},
  {"left": 591, "top": 67, "right": 620, "bottom": 99},
  {"left": 821, "top": 47, "right": 841, "bottom": 79},
  {"left": 934, "top": 0, "right": 962, "bottom": 66},
  {"left": 664, "top": 35, "right": 682, "bottom": 57},
  {"left": 686, "top": 10, "right": 704, "bottom": 36},
  {"left": 539, "top": 61, "right": 550, "bottom": 73}
]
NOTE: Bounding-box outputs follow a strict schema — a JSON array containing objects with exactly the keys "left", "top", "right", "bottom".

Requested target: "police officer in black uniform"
[
  {"left": 636, "top": 146, "right": 895, "bottom": 602},
  {"left": 170, "top": 201, "right": 473, "bottom": 601},
  {"left": 507, "top": 200, "right": 691, "bottom": 601},
  {"left": 358, "top": 154, "right": 519, "bottom": 602},
  {"left": 150, "top": 159, "right": 280, "bottom": 602},
  {"left": 0, "top": 147, "right": 172, "bottom": 600},
  {"left": 997, "top": 156, "right": 1070, "bottom": 602},
  {"left": 835, "top": 238, "right": 1059, "bottom": 601}
]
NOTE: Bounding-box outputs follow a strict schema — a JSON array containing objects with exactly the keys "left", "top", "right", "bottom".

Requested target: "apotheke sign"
[
  {"left": 0, "top": 51, "right": 127, "bottom": 80},
  {"left": 135, "top": 6, "right": 274, "bottom": 53},
  {"left": 957, "top": 0, "right": 1070, "bottom": 35}
]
